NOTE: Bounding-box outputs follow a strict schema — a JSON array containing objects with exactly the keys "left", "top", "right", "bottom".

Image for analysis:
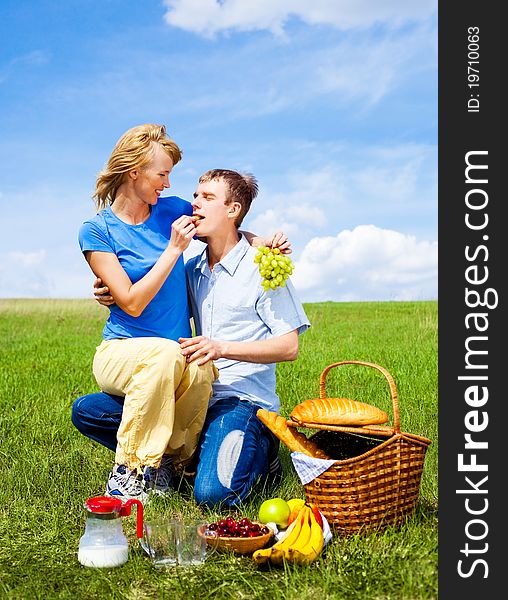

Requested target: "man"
[
  {"left": 73, "top": 169, "right": 309, "bottom": 506},
  {"left": 179, "top": 169, "right": 309, "bottom": 507}
]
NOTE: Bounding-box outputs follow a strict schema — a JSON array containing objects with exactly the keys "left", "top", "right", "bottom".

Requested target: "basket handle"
[{"left": 319, "top": 360, "right": 400, "bottom": 433}]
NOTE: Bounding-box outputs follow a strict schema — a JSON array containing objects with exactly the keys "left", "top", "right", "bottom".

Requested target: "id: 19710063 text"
[{"left": 467, "top": 26, "right": 480, "bottom": 113}]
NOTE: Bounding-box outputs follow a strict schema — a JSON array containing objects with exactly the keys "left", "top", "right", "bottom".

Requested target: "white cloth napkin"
[{"left": 290, "top": 451, "right": 338, "bottom": 485}]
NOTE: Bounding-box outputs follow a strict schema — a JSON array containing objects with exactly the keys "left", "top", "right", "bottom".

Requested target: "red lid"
[{"left": 85, "top": 496, "right": 123, "bottom": 513}]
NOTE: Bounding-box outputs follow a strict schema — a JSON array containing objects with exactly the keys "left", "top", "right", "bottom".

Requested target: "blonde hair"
[
  {"left": 93, "top": 124, "right": 182, "bottom": 210},
  {"left": 198, "top": 169, "right": 258, "bottom": 227}
]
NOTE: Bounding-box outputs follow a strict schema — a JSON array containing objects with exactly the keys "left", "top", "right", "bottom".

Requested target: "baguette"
[
  {"left": 290, "top": 397, "right": 388, "bottom": 426},
  {"left": 256, "top": 409, "right": 330, "bottom": 459}
]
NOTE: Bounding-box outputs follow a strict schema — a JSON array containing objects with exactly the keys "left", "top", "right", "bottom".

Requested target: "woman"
[
  {"left": 75, "top": 124, "right": 290, "bottom": 503},
  {"left": 76, "top": 123, "right": 218, "bottom": 502}
]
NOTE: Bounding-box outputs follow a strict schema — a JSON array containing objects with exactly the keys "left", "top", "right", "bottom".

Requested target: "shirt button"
[{"left": 207, "top": 304, "right": 211, "bottom": 308}]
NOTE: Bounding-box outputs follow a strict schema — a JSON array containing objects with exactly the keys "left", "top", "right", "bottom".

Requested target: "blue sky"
[{"left": 0, "top": 0, "right": 437, "bottom": 302}]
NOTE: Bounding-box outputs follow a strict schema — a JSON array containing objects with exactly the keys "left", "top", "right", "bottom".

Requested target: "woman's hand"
[
  {"left": 243, "top": 230, "right": 293, "bottom": 254},
  {"left": 87, "top": 217, "right": 194, "bottom": 317},
  {"left": 267, "top": 231, "right": 292, "bottom": 254},
  {"left": 168, "top": 215, "right": 197, "bottom": 253},
  {"left": 179, "top": 336, "right": 223, "bottom": 366},
  {"left": 93, "top": 277, "right": 115, "bottom": 306}
]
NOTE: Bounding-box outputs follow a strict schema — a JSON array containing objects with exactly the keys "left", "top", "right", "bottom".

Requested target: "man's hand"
[
  {"left": 179, "top": 336, "right": 223, "bottom": 365},
  {"left": 267, "top": 231, "right": 292, "bottom": 254},
  {"left": 93, "top": 277, "right": 115, "bottom": 306}
]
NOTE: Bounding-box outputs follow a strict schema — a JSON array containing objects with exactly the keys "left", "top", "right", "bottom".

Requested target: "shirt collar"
[{"left": 194, "top": 233, "right": 250, "bottom": 277}]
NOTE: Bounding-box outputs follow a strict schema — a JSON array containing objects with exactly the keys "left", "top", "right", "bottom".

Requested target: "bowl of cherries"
[{"left": 206, "top": 516, "right": 274, "bottom": 554}]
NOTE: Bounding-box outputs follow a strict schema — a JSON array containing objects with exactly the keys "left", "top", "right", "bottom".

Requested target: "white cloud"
[
  {"left": 246, "top": 209, "right": 301, "bottom": 239},
  {"left": 241, "top": 142, "right": 436, "bottom": 251},
  {"left": 25, "top": 8, "right": 435, "bottom": 133},
  {"left": 244, "top": 166, "right": 340, "bottom": 240},
  {"left": 247, "top": 201, "right": 327, "bottom": 243},
  {"left": 291, "top": 224, "right": 437, "bottom": 302},
  {"left": 153, "top": 17, "right": 436, "bottom": 118},
  {"left": 0, "top": 227, "right": 436, "bottom": 303},
  {"left": 0, "top": 139, "right": 435, "bottom": 302},
  {"left": 163, "top": 0, "right": 436, "bottom": 37}
]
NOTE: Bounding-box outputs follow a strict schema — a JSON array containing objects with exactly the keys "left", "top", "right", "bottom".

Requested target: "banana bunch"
[{"left": 252, "top": 503, "right": 324, "bottom": 566}]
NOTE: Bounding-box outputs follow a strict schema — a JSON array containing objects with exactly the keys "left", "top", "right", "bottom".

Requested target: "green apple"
[{"left": 258, "top": 498, "right": 291, "bottom": 528}]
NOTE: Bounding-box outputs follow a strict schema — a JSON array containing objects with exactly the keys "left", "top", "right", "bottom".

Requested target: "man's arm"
[
  {"left": 93, "top": 277, "right": 114, "bottom": 305},
  {"left": 178, "top": 330, "right": 299, "bottom": 366}
]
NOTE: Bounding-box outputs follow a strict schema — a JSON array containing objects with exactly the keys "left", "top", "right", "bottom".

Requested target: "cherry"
[
  {"left": 212, "top": 514, "right": 268, "bottom": 538},
  {"left": 248, "top": 530, "right": 262, "bottom": 537}
]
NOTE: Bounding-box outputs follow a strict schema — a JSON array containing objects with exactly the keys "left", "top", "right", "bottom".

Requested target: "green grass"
[{"left": 0, "top": 299, "right": 437, "bottom": 599}]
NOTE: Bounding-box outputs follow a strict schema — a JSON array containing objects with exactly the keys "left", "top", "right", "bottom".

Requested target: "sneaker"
[
  {"left": 143, "top": 455, "right": 174, "bottom": 496},
  {"left": 105, "top": 464, "right": 149, "bottom": 503}
]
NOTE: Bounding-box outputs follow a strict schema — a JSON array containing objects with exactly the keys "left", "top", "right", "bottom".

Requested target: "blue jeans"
[
  {"left": 71, "top": 393, "right": 280, "bottom": 506},
  {"left": 71, "top": 392, "right": 124, "bottom": 452},
  {"left": 193, "top": 397, "right": 279, "bottom": 508}
]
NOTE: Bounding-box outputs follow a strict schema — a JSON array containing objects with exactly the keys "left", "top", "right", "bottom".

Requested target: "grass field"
[{"left": 0, "top": 299, "right": 437, "bottom": 600}]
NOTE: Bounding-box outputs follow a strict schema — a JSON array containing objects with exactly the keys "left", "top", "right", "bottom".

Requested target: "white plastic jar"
[{"left": 78, "top": 496, "right": 143, "bottom": 568}]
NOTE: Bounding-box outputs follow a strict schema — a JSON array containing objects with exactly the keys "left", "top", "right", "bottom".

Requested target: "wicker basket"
[{"left": 302, "top": 361, "right": 431, "bottom": 536}]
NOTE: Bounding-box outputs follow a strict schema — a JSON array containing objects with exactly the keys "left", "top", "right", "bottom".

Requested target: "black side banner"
[{"left": 439, "top": 2, "right": 505, "bottom": 597}]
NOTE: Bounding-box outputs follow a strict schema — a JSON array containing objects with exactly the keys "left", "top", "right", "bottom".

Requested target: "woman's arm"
[
  {"left": 242, "top": 230, "right": 292, "bottom": 254},
  {"left": 92, "top": 227, "right": 292, "bottom": 309},
  {"left": 86, "top": 214, "right": 196, "bottom": 316}
]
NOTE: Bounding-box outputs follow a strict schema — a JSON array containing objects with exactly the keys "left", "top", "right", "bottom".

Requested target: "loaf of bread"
[
  {"left": 256, "top": 409, "right": 330, "bottom": 459},
  {"left": 290, "top": 397, "right": 388, "bottom": 426}
]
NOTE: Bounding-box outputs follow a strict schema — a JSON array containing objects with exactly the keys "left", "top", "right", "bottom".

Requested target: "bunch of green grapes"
[{"left": 254, "top": 246, "right": 294, "bottom": 291}]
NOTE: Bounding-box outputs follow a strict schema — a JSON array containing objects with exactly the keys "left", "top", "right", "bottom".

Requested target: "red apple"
[{"left": 309, "top": 503, "right": 324, "bottom": 529}]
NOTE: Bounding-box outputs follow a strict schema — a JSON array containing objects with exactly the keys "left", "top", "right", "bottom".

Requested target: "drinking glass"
[
  {"left": 142, "top": 519, "right": 179, "bottom": 568},
  {"left": 176, "top": 521, "right": 218, "bottom": 566}
]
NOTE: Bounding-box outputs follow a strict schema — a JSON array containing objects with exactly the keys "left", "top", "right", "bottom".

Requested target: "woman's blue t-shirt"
[{"left": 78, "top": 196, "right": 192, "bottom": 341}]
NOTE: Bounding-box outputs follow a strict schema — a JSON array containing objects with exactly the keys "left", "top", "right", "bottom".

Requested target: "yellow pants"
[{"left": 92, "top": 337, "right": 218, "bottom": 471}]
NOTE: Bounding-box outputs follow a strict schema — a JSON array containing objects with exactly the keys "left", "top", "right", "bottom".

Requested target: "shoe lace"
[{"left": 113, "top": 465, "right": 144, "bottom": 494}]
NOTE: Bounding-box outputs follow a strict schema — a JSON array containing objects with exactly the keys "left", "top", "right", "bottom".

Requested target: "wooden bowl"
[{"left": 206, "top": 523, "right": 274, "bottom": 555}]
